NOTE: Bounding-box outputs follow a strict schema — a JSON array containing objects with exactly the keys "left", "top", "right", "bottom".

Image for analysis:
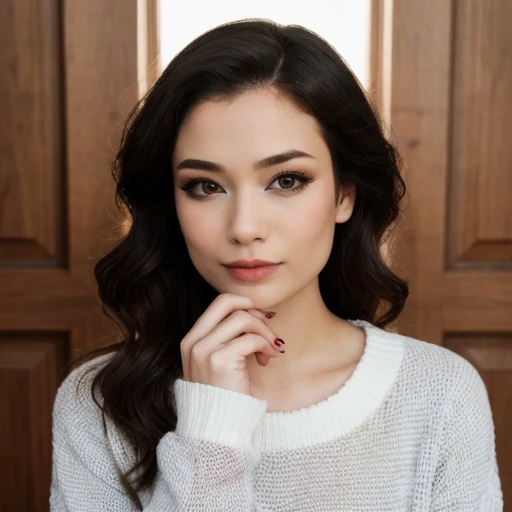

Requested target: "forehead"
[{"left": 172, "top": 88, "right": 328, "bottom": 169}]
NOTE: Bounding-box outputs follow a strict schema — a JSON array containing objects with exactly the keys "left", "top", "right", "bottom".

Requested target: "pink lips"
[{"left": 223, "top": 264, "right": 281, "bottom": 282}]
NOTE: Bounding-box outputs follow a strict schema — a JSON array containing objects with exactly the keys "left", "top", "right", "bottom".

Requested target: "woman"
[{"left": 50, "top": 19, "right": 503, "bottom": 511}]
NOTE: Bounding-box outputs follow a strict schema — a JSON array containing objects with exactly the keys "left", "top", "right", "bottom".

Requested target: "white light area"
[{"left": 158, "top": 0, "right": 371, "bottom": 90}]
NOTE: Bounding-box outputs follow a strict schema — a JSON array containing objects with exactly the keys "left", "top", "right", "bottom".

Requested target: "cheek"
[
  {"left": 287, "top": 190, "right": 335, "bottom": 242},
  {"left": 175, "top": 199, "right": 221, "bottom": 249},
  {"left": 283, "top": 190, "right": 336, "bottom": 274}
]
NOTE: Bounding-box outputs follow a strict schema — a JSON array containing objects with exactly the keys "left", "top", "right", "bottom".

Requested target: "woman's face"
[{"left": 171, "top": 88, "right": 355, "bottom": 308}]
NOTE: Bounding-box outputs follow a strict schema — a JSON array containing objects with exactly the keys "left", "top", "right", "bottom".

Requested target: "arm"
[
  {"left": 50, "top": 368, "right": 267, "bottom": 511},
  {"left": 149, "top": 379, "right": 266, "bottom": 511},
  {"left": 431, "top": 359, "right": 503, "bottom": 511}
]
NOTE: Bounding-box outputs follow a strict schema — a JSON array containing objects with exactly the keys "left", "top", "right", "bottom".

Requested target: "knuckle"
[
  {"left": 179, "top": 341, "right": 189, "bottom": 356},
  {"left": 215, "top": 293, "right": 231, "bottom": 303},
  {"left": 231, "top": 309, "right": 250, "bottom": 322},
  {"left": 189, "top": 343, "right": 203, "bottom": 360},
  {"left": 216, "top": 293, "right": 236, "bottom": 305}
]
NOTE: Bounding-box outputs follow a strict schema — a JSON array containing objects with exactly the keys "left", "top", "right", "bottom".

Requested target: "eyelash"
[{"left": 177, "top": 170, "right": 314, "bottom": 199}]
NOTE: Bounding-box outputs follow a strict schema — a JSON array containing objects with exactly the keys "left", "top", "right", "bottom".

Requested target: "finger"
[
  {"left": 181, "top": 294, "right": 254, "bottom": 350},
  {"left": 201, "top": 310, "right": 283, "bottom": 357},
  {"left": 220, "top": 333, "right": 285, "bottom": 362},
  {"left": 246, "top": 308, "right": 267, "bottom": 320},
  {"left": 247, "top": 308, "right": 276, "bottom": 320},
  {"left": 180, "top": 296, "right": 263, "bottom": 380},
  {"left": 255, "top": 352, "right": 271, "bottom": 366},
  {"left": 245, "top": 310, "right": 279, "bottom": 368}
]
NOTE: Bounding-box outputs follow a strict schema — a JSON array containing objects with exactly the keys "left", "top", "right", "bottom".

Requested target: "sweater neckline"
[{"left": 257, "top": 319, "right": 405, "bottom": 451}]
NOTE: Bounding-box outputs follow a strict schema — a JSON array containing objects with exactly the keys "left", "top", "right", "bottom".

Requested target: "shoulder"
[
  {"left": 375, "top": 325, "right": 488, "bottom": 406},
  {"left": 53, "top": 352, "right": 116, "bottom": 427},
  {"left": 53, "top": 350, "right": 143, "bottom": 474},
  {"left": 360, "top": 320, "right": 486, "bottom": 404},
  {"left": 51, "top": 352, "right": 141, "bottom": 500}
]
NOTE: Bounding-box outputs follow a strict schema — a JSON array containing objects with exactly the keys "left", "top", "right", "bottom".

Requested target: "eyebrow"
[{"left": 175, "top": 149, "right": 315, "bottom": 172}]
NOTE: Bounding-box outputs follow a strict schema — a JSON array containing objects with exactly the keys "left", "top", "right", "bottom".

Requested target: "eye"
[{"left": 178, "top": 170, "right": 314, "bottom": 199}]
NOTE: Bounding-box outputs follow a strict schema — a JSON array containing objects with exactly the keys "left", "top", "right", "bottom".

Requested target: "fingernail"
[
  {"left": 265, "top": 311, "right": 277, "bottom": 318},
  {"left": 274, "top": 338, "right": 285, "bottom": 353}
]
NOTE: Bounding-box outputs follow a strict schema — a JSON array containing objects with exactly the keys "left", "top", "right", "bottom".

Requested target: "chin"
[{"left": 209, "top": 280, "right": 283, "bottom": 307}]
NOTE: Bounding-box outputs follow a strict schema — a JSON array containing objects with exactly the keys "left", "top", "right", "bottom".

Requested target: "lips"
[
  {"left": 224, "top": 259, "right": 278, "bottom": 268},
  {"left": 223, "top": 263, "right": 281, "bottom": 282}
]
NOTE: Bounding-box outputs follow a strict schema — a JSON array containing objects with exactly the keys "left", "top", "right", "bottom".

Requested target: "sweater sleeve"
[
  {"left": 146, "top": 379, "right": 267, "bottom": 510},
  {"left": 431, "top": 359, "right": 503, "bottom": 511},
  {"left": 50, "top": 365, "right": 267, "bottom": 511}
]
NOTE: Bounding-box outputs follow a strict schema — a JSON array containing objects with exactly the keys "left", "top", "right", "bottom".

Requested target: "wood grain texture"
[
  {"left": 0, "top": 335, "right": 67, "bottom": 512},
  {"left": 0, "top": 0, "right": 140, "bottom": 509},
  {"left": 0, "top": 0, "right": 65, "bottom": 266},
  {"left": 448, "top": 0, "right": 512, "bottom": 268}
]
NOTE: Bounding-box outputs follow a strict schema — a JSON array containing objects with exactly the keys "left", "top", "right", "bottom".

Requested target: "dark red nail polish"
[
  {"left": 276, "top": 338, "right": 285, "bottom": 344},
  {"left": 274, "top": 339, "right": 282, "bottom": 347},
  {"left": 265, "top": 311, "right": 277, "bottom": 318}
]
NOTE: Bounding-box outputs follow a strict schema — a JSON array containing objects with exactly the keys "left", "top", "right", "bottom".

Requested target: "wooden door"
[
  {"left": 2, "top": 0, "right": 510, "bottom": 510},
  {"left": 0, "top": 1, "right": 146, "bottom": 510},
  {"left": 371, "top": 0, "right": 511, "bottom": 507}
]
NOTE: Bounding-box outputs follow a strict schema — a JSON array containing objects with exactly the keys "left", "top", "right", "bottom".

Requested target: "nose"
[{"left": 227, "top": 188, "right": 269, "bottom": 245}]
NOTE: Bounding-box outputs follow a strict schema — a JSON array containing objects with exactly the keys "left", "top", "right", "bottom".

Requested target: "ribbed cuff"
[{"left": 173, "top": 379, "right": 268, "bottom": 452}]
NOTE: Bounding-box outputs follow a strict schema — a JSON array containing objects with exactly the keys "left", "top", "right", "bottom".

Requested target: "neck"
[{"left": 246, "top": 279, "right": 357, "bottom": 387}]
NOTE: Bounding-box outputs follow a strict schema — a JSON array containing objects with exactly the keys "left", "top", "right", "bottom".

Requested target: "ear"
[{"left": 335, "top": 182, "right": 356, "bottom": 224}]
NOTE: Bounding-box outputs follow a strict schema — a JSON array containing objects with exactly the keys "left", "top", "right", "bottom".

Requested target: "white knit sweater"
[{"left": 50, "top": 319, "right": 503, "bottom": 511}]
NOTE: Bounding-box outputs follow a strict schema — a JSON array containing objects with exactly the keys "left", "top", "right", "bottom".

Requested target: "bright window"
[{"left": 158, "top": 1, "right": 371, "bottom": 89}]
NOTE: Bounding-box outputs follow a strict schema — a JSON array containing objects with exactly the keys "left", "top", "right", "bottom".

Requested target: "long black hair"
[{"left": 69, "top": 18, "right": 408, "bottom": 508}]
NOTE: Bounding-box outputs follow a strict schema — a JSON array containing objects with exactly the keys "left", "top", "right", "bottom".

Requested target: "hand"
[{"left": 179, "top": 293, "right": 285, "bottom": 396}]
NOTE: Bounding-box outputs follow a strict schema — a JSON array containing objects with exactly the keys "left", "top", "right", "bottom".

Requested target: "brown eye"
[
  {"left": 201, "top": 182, "right": 220, "bottom": 194},
  {"left": 277, "top": 176, "right": 296, "bottom": 189},
  {"left": 178, "top": 170, "right": 312, "bottom": 199}
]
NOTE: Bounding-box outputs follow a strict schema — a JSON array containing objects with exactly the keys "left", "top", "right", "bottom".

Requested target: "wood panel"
[
  {"left": 0, "top": 0, "right": 140, "bottom": 510},
  {"left": 0, "top": 0, "right": 65, "bottom": 266},
  {"left": 448, "top": 0, "right": 512, "bottom": 268},
  {"left": 0, "top": 335, "right": 68, "bottom": 511}
]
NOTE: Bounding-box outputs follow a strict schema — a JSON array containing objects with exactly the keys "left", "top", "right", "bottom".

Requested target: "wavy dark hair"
[{"left": 67, "top": 18, "right": 408, "bottom": 509}]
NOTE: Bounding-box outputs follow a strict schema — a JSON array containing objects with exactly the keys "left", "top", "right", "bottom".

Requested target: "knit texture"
[{"left": 50, "top": 319, "right": 503, "bottom": 511}]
